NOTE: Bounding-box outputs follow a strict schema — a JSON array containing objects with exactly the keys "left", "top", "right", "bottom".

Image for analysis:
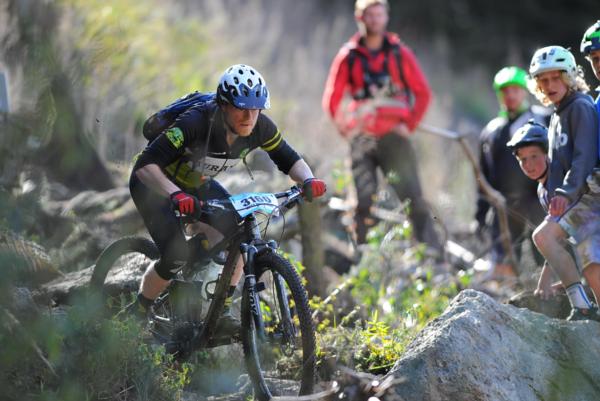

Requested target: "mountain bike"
[{"left": 90, "top": 185, "right": 316, "bottom": 400}]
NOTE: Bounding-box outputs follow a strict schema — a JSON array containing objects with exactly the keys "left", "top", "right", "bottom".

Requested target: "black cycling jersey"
[{"left": 134, "top": 101, "right": 301, "bottom": 190}]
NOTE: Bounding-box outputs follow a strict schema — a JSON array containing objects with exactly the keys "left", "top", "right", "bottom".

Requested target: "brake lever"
[
  {"left": 205, "top": 200, "right": 226, "bottom": 210},
  {"left": 283, "top": 191, "right": 303, "bottom": 210}
]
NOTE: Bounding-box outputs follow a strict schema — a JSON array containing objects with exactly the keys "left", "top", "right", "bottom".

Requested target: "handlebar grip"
[{"left": 171, "top": 197, "right": 205, "bottom": 220}]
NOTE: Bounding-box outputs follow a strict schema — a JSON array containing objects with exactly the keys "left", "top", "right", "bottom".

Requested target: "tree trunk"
[
  {"left": 298, "top": 200, "right": 327, "bottom": 298},
  {"left": 1, "top": 0, "right": 114, "bottom": 192},
  {"left": 37, "top": 72, "right": 114, "bottom": 191}
]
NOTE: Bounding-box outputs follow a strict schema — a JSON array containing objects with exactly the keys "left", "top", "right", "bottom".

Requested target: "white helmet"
[
  {"left": 217, "top": 64, "right": 270, "bottom": 109},
  {"left": 529, "top": 46, "right": 577, "bottom": 79}
]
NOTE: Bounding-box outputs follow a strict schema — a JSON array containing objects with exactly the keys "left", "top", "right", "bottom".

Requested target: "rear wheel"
[
  {"left": 91, "top": 236, "right": 202, "bottom": 357},
  {"left": 241, "top": 251, "right": 316, "bottom": 400},
  {"left": 90, "top": 236, "right": 159, "bottom": 293}
]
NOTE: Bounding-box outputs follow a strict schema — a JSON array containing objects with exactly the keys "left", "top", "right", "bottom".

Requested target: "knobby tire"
[
  {"left": 241, "top": 251, "right": 316, "bottom": 400},
  {"left": 90, "top": 236, "right": 159, "bottom": 290}
]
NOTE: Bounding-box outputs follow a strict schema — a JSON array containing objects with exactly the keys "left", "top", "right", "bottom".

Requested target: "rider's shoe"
[
  {"left": 116, "top": 293, "right": 150, "bottom": 324},
  {"left": 566, "top": 305, "right": 600, "bottom": 322},
  {"left": 213, "top": 299, "right": 240, "bottom": 338}
]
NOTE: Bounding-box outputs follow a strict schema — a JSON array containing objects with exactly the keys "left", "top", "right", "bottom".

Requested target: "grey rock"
[
  {"left": 37, "top": 253, "right": 151, "bottom": 304},
  {"left": 508, "top": 290, "right": 571, "bottom": 320},
  {"left": 35, "top": 265, "right": 94, "bottom": 305},
  {"left": 58, "top": 187, "right": 130, "bottom": 217},
  {"left": 9, "top": 287, "right": 40, "bottom": 317},
  {"left": 388, "top": 289, "right": 600, "bottom": 401}
]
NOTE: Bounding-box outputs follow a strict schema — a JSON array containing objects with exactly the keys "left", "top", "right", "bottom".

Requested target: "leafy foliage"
[
  {"left": 61, "top": 0, "right": 213, "bottom": 101},
  {"left": 0, "top": 281, "right": 190, "bottom": 401},
  {"left": 312, "top": 216, "right": 472, "bottom": 376}
]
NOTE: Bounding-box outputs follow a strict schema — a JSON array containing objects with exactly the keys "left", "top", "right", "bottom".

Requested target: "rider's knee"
[
  {"left": 532, "top": 223, "right": 556, "bottom": 252},
  {"left": 154, "top": 258, "right": 185, "bottom": 281}
]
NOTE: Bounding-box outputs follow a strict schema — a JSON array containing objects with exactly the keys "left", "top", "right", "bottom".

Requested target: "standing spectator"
[
  {"left": 581, "top": 20, "right": 600, "bottom": 147},
  {"left": 525, "top": 45, "right": 600, "bottom": 320},
  {"left": 581, "top": 20, "right": 600, "bottom": 94},
  {"left": 475, "top": 66, "right": 548, "bottom": 279},
  {"left": 508, "top": 119, "right": 600, "bottom": 320},
  {"left": 322, "top": 0, "right": 441, "bottom": 255}
]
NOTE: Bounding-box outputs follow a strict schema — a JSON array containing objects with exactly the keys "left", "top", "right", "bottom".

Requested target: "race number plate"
[{"left": 229, "top": 192, "right": 279, "bottom": 218}]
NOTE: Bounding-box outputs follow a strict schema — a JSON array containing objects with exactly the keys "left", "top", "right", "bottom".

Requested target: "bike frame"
[{"left": 173, "top": 188, "right": 301, "bottom": 353}]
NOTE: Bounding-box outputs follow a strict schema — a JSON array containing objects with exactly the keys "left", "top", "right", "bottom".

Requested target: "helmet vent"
[
  {"left": 556, "top": 58, "right": 565, "bottom": 62},
  {"left": 217, "top": 64, "right": 270, "bottom": 109}
]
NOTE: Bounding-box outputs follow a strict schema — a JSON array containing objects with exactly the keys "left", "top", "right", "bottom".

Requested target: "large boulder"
[
  {"left": 36, "top": 252, "right": 151, "bottom": 305},
  {"left": 508, "top": 289, "right": 572, "bottom": 319},
  {"left": 388, "top": 289, "right": 600, "bottom": 401}
]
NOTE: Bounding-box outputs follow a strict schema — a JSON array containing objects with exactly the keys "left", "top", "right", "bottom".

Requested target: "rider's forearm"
[
  {"left": 288, "top": 159, "right": 315, "bottom": 183},
  {"left": 135, "top": 164, "right": 181, "bottom": 197}
]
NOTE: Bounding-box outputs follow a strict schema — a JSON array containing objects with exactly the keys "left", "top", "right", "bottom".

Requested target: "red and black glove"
[
  {"left": 170, "top": 191, "right": 200, "bottom": 215},
  {"left": 302, "top": 178, "right": 327, "bottom": 202}
]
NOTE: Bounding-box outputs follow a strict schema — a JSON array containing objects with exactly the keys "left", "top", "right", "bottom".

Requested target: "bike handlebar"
[{"left": 174, "top": 185, "right": 304, "bottom": 221}]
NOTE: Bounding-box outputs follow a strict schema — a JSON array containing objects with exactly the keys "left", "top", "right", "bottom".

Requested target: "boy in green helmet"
[
  {"left": 475, "top": 66, "right": 549, "bottom": 280},
  {"left": 581, "top": 20, "right": 600, "bottom": 94},
  {"left": 581, "top": 21, "right": 600, "bottom": 191}
]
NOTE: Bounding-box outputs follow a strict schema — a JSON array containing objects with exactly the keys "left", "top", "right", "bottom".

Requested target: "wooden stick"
[{"left": 419, "top": 123, "right": 518, "bottom": 272}]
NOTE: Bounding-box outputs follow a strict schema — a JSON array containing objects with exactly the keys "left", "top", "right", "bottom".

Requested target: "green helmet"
[
  {"left": 581, "top": 20, "right": 600, "bottom": 55},
  {"left": 493, "top": 66, "right": 528, "bottom": 92}
]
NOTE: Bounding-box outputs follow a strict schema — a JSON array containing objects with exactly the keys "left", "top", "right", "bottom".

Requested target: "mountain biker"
[
  {"left": 321, "top": 0, "right": 442, "bottom": 256},
  {"left": 127, "top": 64, "right": 326, "bottom": 334},
  {"left": 475, "top": 66, "right": 549, "bottom": 280},
  {"left": 519, "top": 46, "right": 600, "bottom": 320}
]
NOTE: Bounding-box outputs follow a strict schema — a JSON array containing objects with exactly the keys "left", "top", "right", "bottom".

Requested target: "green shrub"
[
  {"left": 312, "top": 218, "right": 472, "bottom": 376},
  {"left": 0, "top": 289, "right": 190, "bottom": 401}
]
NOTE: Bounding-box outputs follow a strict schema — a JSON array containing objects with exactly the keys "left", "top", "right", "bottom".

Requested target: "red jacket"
[{"left": 322, "top": 32, "right": 431, "bottom": 137}]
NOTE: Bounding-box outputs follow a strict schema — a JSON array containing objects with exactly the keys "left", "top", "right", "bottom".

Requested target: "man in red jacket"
[{"left": 322, "top": 0, "right": 441, "bottom": 253}]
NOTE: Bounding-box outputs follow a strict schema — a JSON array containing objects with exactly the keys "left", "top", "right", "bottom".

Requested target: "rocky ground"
[{"left": 4, "top": 173, "right": 597, "bottom": 400}]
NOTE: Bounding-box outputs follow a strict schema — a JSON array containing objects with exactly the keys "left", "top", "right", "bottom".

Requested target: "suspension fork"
[{"left": 241, "top": 215, "right": 267, "bottom": 340}]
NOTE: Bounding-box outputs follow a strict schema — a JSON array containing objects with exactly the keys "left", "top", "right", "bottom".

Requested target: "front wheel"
[{"left": 241, "top": 251, "right": 316, "bottom": 400}]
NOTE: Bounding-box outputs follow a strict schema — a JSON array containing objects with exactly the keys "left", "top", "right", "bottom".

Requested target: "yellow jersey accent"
[
  {"left": 261, "top": 130, "right": 282, "bottom": 152},
  {"left": 164, "top": 161, "right": 206, "bottom": 189}
]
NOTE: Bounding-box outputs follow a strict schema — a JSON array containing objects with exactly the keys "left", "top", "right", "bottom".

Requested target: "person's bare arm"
[
  {"left": 135, "top": 164, "right": 181, "bottom": 197},
  {"left": 535, "top": 262, "right": 561, "bottom": 300},
  {"left": 287, "top": 159, "right": 315, "bottom": 183}
]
